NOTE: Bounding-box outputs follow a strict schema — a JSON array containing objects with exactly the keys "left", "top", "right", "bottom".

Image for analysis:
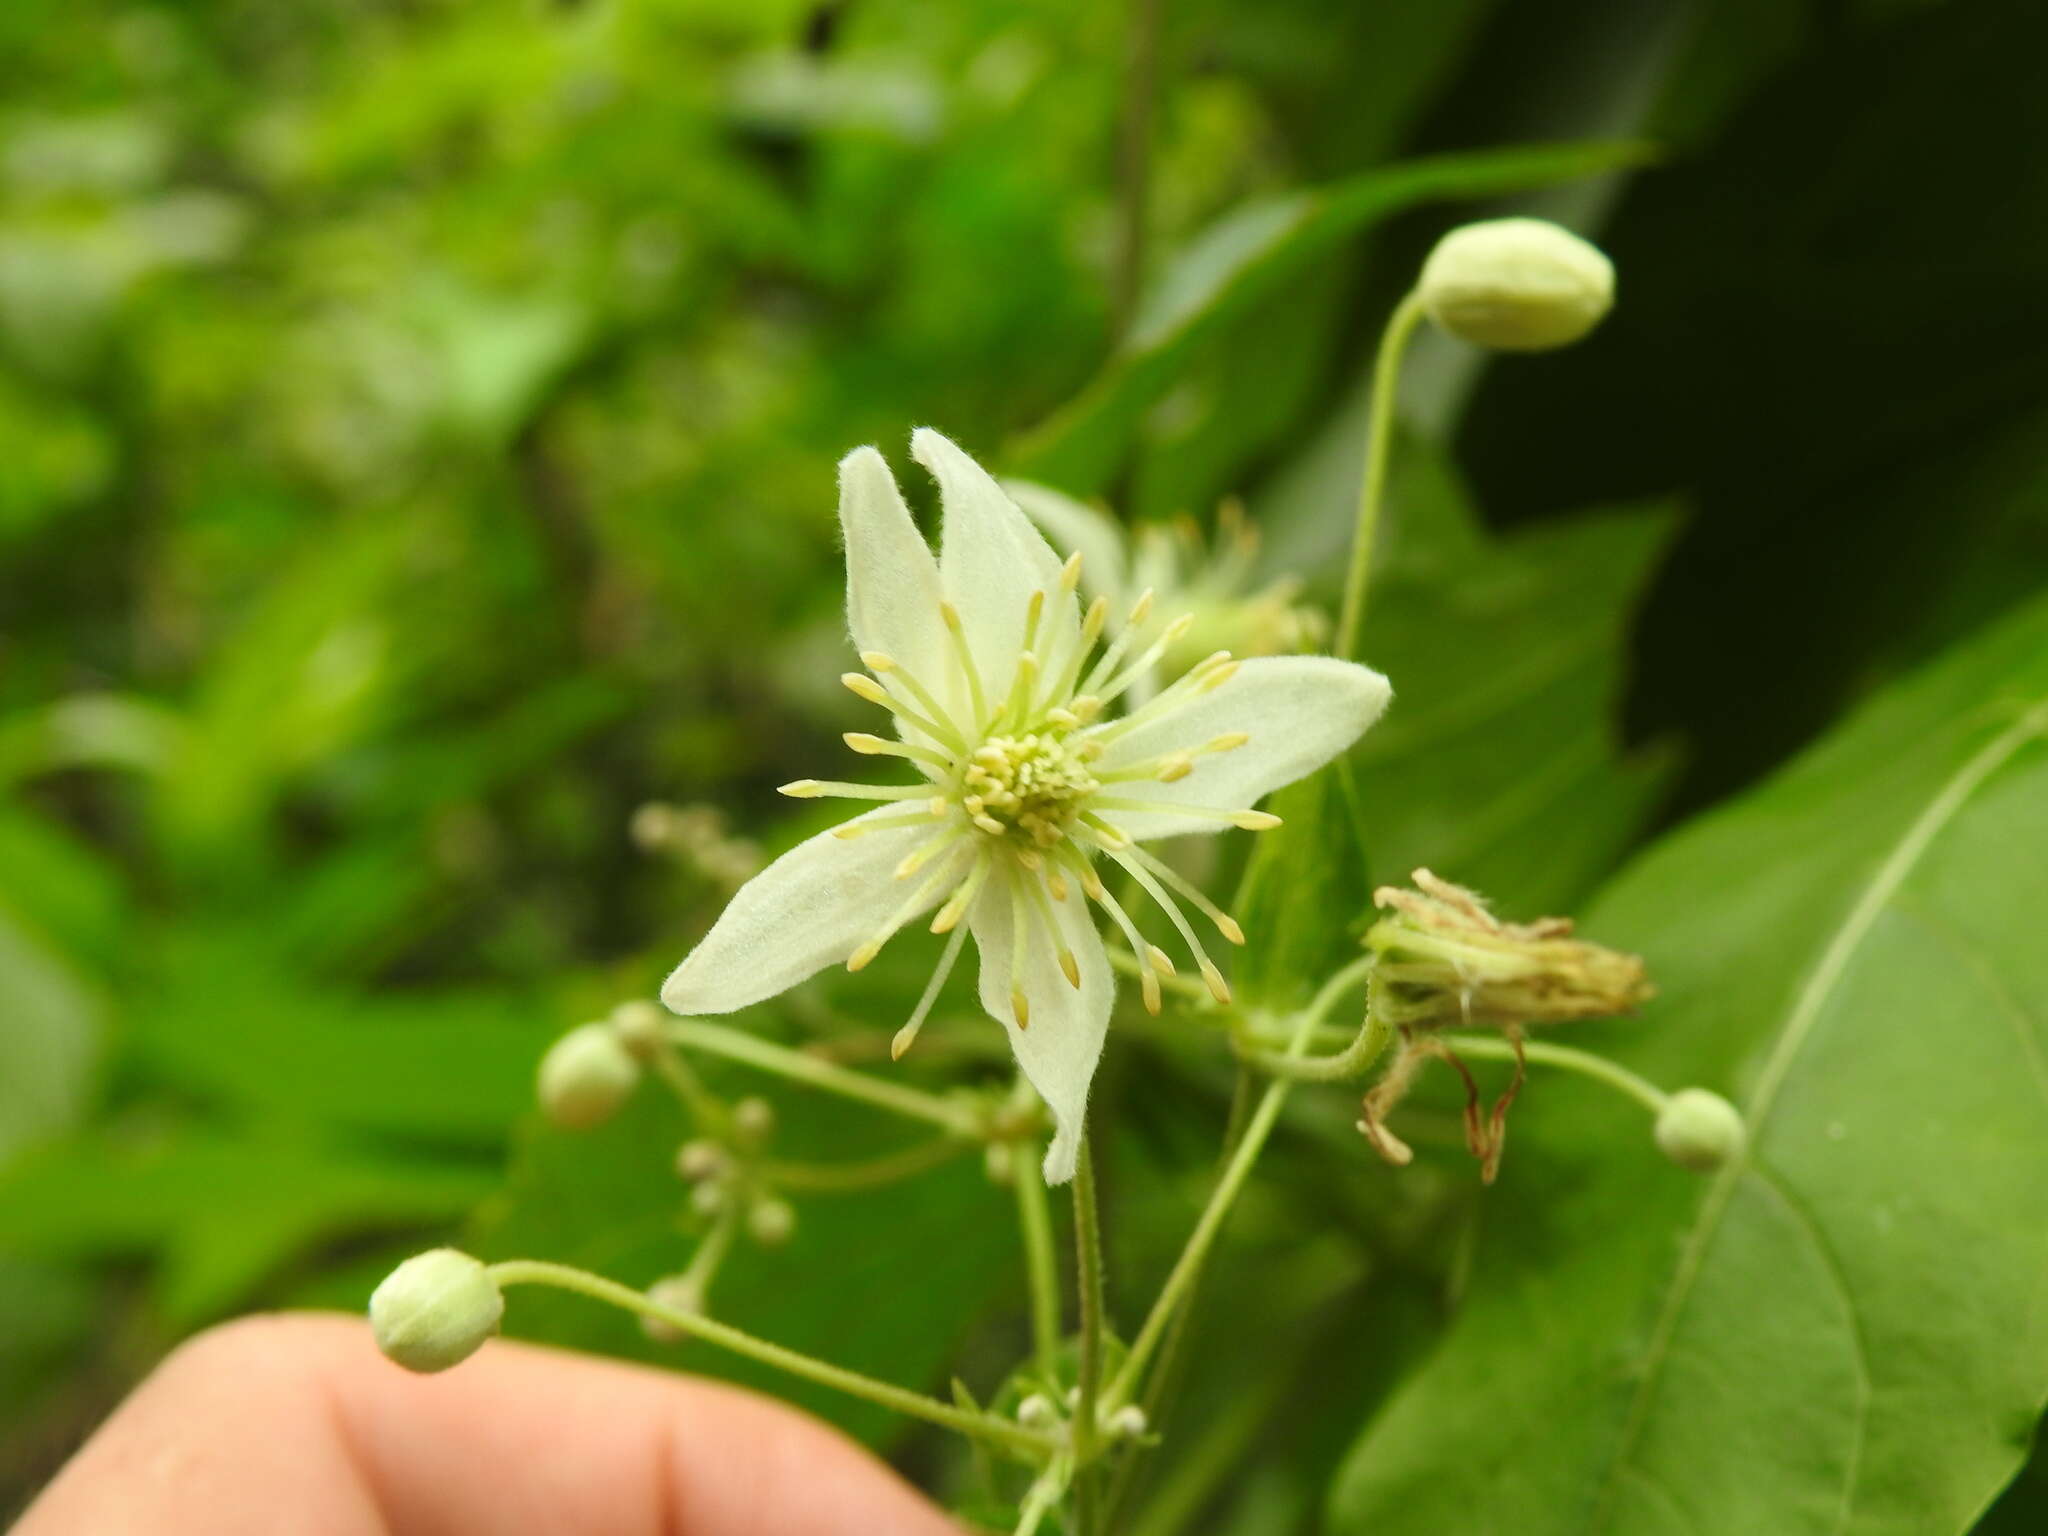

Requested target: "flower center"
[{"left": 959, "top": 731, "right": 1100, "bottom": 847}]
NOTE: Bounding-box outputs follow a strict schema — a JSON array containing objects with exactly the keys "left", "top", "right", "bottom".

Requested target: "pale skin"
[{"left": 16, "top": 1314, "right": 959, "bottom": 1535}]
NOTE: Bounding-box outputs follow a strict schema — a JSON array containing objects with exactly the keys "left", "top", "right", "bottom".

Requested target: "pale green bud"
[
  {"left": 369, "top": 1249, "right": 503, "bottom": 1374},
  {"left": 537, "top": 1022, "right": 640, "bottom": 1129},
  {"left": 747, "top": 1197, "right": 796, "bottom": 1246},
  {"left": 641, "top": 1273, "right": 705, "bottom": 1345},
  {"left": 1655, "top": 1088, "right": 1747, "bottom": 1173},
  {"left": 1105, "top": 1404, "right": 1149, "bottom": 1438},
  {"left": 1418, "top": 218, "right": 1614, "bottom": 352},
  {"left": 1016, "top": 1393, "right": 1057, "bottom": 1428},
  {"left": 732, "top": 1096, "right": 776, "bottom": 1147},
  {"left": 676, "top": 1138, "right": 727, "bottom": 1182},
  {"left": 608, "top": 999, "right": 667, "bottom": 1059}
]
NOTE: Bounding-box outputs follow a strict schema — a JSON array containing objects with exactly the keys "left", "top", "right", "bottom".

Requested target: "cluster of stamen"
[
  {"left": 780, "top": 550, "right": 1278, "bottom": 1057},
  {"left": 962, "top": 733, "right": 1101, "bottom": 844}
]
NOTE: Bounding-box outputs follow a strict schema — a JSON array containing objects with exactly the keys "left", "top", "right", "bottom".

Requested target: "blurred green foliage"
[{"left": 3, "top": 0, "right": 2045, "bottom": 1529}]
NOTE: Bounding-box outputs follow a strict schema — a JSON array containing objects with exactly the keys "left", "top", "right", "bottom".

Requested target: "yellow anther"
[
  {"left": 848, "top": 941, "right": 881, "bottom": 972},
  {"left": 1199, "top": 958, "right": 1232, "bottom": 1005},
  {"left": 1216, "top": 913, "right": 1246, "bottom": 945},
  {"left": 1146, "top": 944, "right": 1177, "bottom": 976},
  {"left": 1231, "top": 810, "right": 1282, "bottom": 830},
  {"left": 779, "top": 780, "right": 822, "bottom": 797},
  {"left": 1156, "top": 755, "right": 1194, "bottom": 783},
  {"left": 860, "top": 650, "right": 896, "bottom": 672},
  {"left": 1138, "top": 969, "right": 1162, "bottom": 1015},
  {"left": 1011, "top": 988, "right": 1030, "bottom": 1029},
  {"left": 1059, "top": 551, "right": 1083, "bottom": 591},
  {"left": 842, "top": 672, "right": 888, "bottom": 705},
  {"left": 1207, "top": 732, "right": 1250, "bottom": 752},
  {"left": 1059, "top": 948, "right": 1080, "bottom": 987},
  {"left": 844, "top": 733, "right": 890, "bottom": 754}
]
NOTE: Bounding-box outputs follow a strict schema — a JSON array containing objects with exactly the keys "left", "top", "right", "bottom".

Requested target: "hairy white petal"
[
  {"left": 1098, "top": 655, "right": 1391, "bottom": 841},
  {"left": 662, "top": 807, "right": 947, "bottom": 1015},
  {"left": 968, "top": 870, "right": 1112, "bottom": 1184},
  {"left": 1002, "top": 479, "right": 1130, "bottom": 601},
  {"left": 913, "top": 428, "right": 1078, "bottom": 682},
  {"left": 838, "top": 446, "right": 947, "bottom": 686}
]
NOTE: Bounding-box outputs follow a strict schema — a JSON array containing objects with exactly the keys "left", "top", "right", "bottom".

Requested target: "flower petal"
[
  {"left": 968, "top": 868, "right": 1112, "bottom": 1184},
  {"left": 662, "top": 807, "right": 953, "bottom": 1015},
  {"left": 839, "top": 446, "right": 946, "bottom": 685},
  {"left": 1094, "top": 655, "right": 1391, "bottom": 841},
  {"left": 1001, "top": 479, "right": 1130, "bottom": 601},
  {"left": 913, "top": 428, "right": 1078, "bottom": 688}
]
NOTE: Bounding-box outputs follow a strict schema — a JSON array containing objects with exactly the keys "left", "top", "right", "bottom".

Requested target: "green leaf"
[
  {"left": 0, "top": 1131, "right": 491, "bottom": 1327},
  {"left": 1232, "top": 759, "right": 1372, "bottom": 1011},
  {"left": 1351, "top": 493, "right": 1678, "bottom": 916},
  {"left": 1331, "top": 593, "right": 2048, "bottom": 1535},
  {"left": 0, "top": 908, "right": 104, "bottom": 1165},
  {"left": 1006, "top": 140, "right": 1653, "bottom": 496}
]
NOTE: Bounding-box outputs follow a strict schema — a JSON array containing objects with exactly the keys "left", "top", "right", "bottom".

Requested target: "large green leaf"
[
  {"left": 1331, "top": 593, "right": 2048, "bottom": 1534},
  {"left": 1005, "top": 140, "right": 1651, "bottom": 496}
]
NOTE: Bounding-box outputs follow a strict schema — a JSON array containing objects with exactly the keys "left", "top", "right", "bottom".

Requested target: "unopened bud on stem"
[
  {"left": 537, "top": 1023, "right": 641, "bottom": 1129},
  {"left": 370, "top": 1249, "right": 503, "bottom": 1373},
  {"left": 1655, "top": 1088, "right": 1746, "bottom": 1173},
  {"left": 1418, "top": 218, "right": 1614, "bottom": 352}
]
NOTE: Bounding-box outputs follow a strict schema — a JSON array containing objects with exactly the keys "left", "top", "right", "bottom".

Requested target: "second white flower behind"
[{"left": 663, "top": 429, "right": 1391, "bottom": 1182}]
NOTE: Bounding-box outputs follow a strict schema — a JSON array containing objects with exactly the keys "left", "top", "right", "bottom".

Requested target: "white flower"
[
  {"left": 662, "top": 430, "right": 1391, "bottom": 1182},
  {"left": 1003, "top": 481, "right": 1324, "bottom": 698}
]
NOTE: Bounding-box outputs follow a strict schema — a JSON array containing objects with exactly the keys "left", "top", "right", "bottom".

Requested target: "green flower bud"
[
  {"left": 1418, "top": 218, "right": 1614, "bottom": 352},
  {"left": 732, "top": 1096, "right": 776, "bottom": 1147},
  {"left": 641, "top": 1273, "right": 705, "bottom": 1345},
  {"left": 1105, "top": 1404, "right": 1149, "bottom": 1438},
  {"left": 676, "top": 1138, "right": 727, "bottom": 1182},
  {"left": 1655, "top": 1088, "right": 1747, "bottom": 1173},
  {"left": 608, "top": 999, "right": 667, "bottom": 1059},
  {"left": 1016, "top": 1393, "right": 1057, "bottom": 1429},
  {"left": 369, "top": 1249, "right": 503, "bottom": 1374},
  {"left": 747, "top": 1197, "right": 796, "bottom": 1246},
  {"left": 537, "top": 1022, "right": 641, "bottom": 1129}
]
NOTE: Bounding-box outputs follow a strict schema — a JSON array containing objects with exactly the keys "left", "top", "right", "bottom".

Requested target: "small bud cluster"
[{"left": 1655, "top": 1088, "right": 1746, "bottom": 1173}]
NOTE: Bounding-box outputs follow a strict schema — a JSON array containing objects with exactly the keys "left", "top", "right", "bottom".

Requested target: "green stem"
[
  {"left": 1102, "top": 1065, "right": 1255, "bottom": 1525},
  {"left": 1106, "top": 1011, "right": 1322, "bottom": 1409},
  {"left": 1110, "top": 0, "right": 1165, "bottom": 343},
  {"left": 1436, "top": 1033, "right": 1672, "bottom": 1115},
  {"left": 1071, "top": 1136, "right": 1108, "bottom": 1534},
  {"left": 485, "top": 1260, "right": 1056, "bottom": 1458},
  {"left": 1334, "top": 288, "right": 1427, "bottom": 661},
  {"left": 685, "top": 1204, "right": 740, "bottom": 1289},
  {"left": 664, "top": 1019, "right": 982, "bottom": 1137},
  {"left": 1015, "top": 1147, "right": 1064, "bottom": 1384},
  {"left": 761, "top": 1138, "right": 970, "bottom": 1193},
  {"left": 646, "top": 1036, "right": 728, "bottom": 1132},
  {"left": 1015, "top": 1460, "right": 1072, "bottom": 1536}
]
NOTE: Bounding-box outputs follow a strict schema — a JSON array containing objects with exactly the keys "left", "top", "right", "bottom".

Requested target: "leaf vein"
[
  {"left": 1747, "top": 1161, "right": 1873, "bottom": 1536},
  {"left": 1590, "top": 698, "right": 2048, "bottom": 1532}
]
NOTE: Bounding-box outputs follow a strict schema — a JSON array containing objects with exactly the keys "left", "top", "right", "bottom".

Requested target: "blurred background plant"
[{"left": 3, "top": 0, "right": 2045, "bottom": 1530}]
